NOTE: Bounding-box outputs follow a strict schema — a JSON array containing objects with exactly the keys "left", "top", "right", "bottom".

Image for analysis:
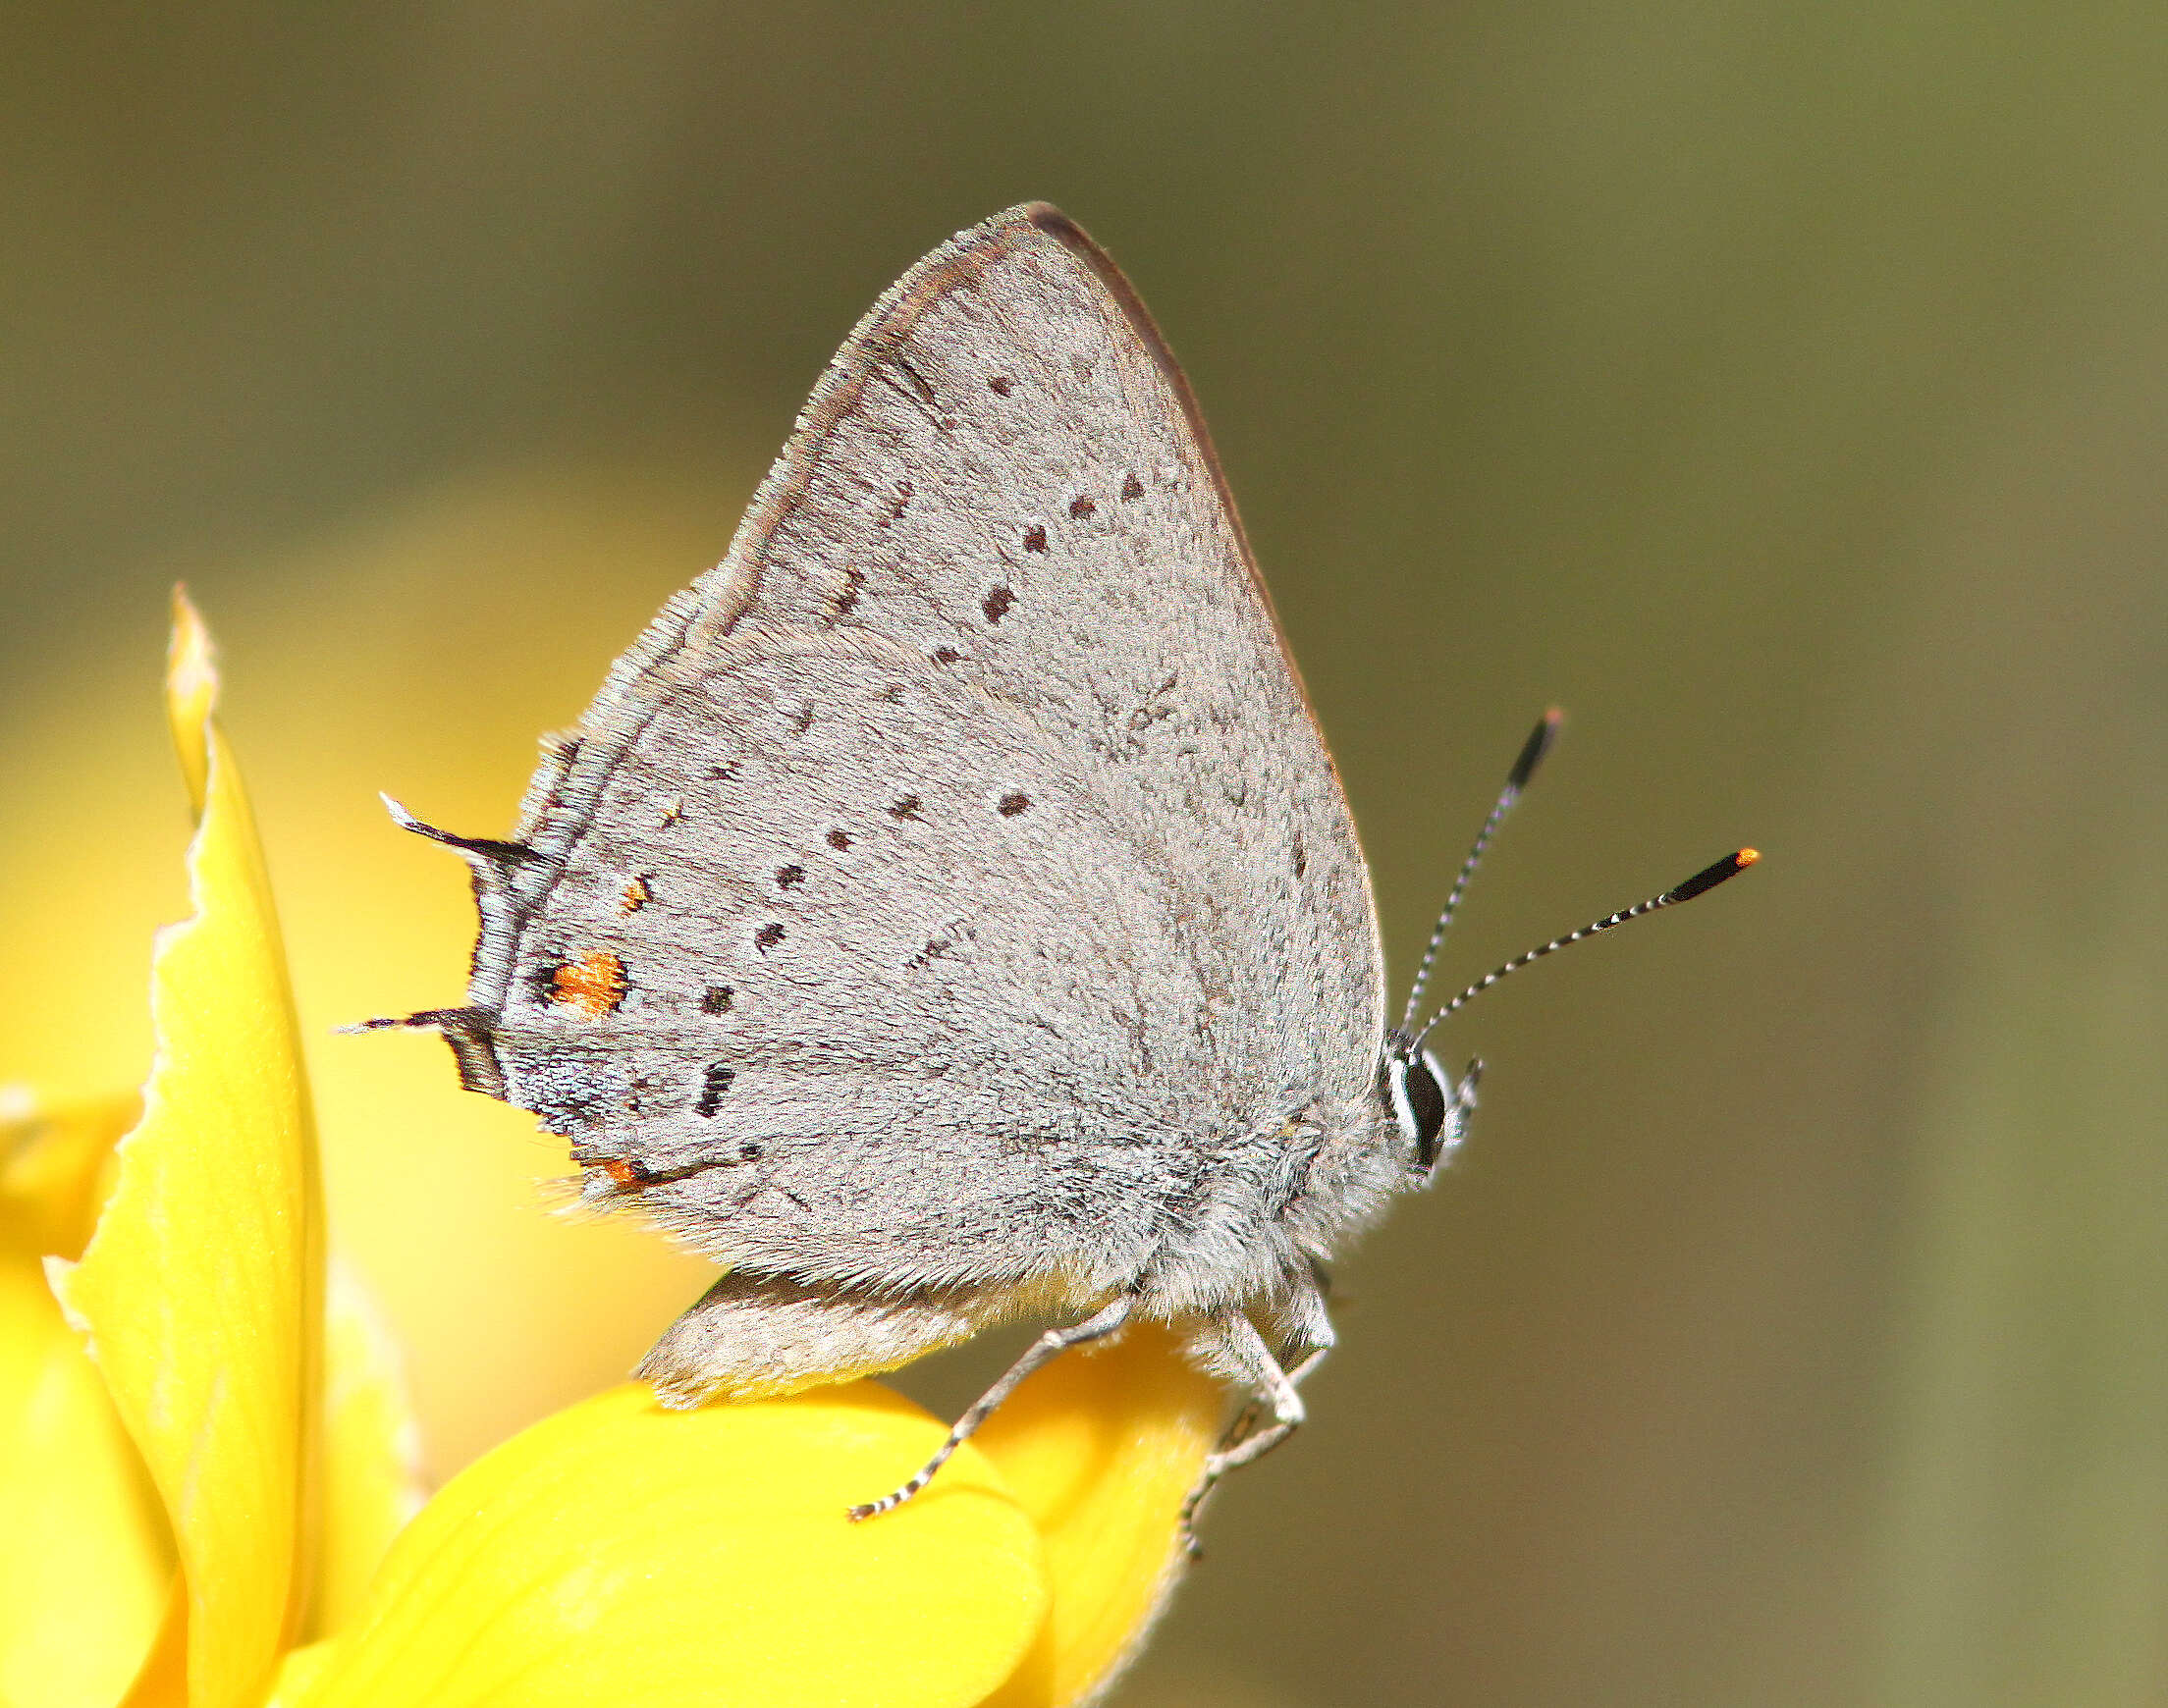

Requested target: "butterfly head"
[{"left": 1381, "top": 1032, "right": 1475, "bottom": 1185}]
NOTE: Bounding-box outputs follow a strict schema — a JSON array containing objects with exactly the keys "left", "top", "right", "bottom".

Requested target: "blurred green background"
[{"left": 5, "top": 3, "right": 2165, "bottom": 1703}]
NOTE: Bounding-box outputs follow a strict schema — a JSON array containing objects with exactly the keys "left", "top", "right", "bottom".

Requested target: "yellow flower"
[{"left": 3, "top": 593, "right": 1219, "bottom": 1708}]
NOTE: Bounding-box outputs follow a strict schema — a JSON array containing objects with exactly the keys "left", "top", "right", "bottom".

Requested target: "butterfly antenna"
[
  {"left": 1407, "top": 849, "right": 1759, "bottom": 1050},
  {"left": 1399, "top": 709, "right": 1563, "bottom": 1034}
]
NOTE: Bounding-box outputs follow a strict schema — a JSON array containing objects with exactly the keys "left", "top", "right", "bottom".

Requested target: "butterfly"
[{"left": 368, "top": 203, "right": 1751, "bottom": 1532}]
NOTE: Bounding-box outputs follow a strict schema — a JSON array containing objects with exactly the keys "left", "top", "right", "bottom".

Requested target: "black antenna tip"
[
  {"left": 1507, "top": 708, "right": 1565, "bottom": 793},
  {"left": 1662, "top": 848, "right": 1760, "bottom": 906}
]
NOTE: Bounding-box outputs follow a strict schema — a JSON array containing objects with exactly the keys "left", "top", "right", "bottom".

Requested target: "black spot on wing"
[{"left": 694, "top": 1064, "right": 735, "bottom": 1117}]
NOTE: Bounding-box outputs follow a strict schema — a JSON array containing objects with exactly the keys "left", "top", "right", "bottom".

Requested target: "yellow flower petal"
[
  {"left": 285, "top": 1382, "right": 1050, "bottom": 1708},
  {"left": 0, "top": 1088, "right": 137, "bottom": 1256},
  {"left": 0, "top": 1091, "right": 172, "bottom": 1708},
  {"left": 165, "top": 588, "right": 218, "bottom": 812},
  {"left": 0, "top": 1090, "right": 138, "bottom": 1264},
  {"left": 308, "top": 1259, "right": 426, "bottom": 1640},
  {"left": 261, "top": 1637, "right": 333, "bottom": 1708},
  {"left": 119, "top": 1582, "right": 190, "bottom": 1708},
  {"left": 0, "top": 1256, "right": 173, "bottom": 1708},
  {"left": 48, "top": 597, "right": 326, "bottom": 1708},
  {"left": 976, "top": 1324, "right": 1220, "bottom": 1707}
]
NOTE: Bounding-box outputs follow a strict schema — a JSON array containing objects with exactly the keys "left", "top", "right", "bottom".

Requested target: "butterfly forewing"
[{"left": 460, "top": 205, "right": 1385, "bottom": 1295}]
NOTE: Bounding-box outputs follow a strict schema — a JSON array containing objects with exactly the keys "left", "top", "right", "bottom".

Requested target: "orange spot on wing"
[
  {"left": 548, "top": 949, "right": 626, "bottom": 1019},
  {"left": 603, "top": 1157, "right": 641, "bottom": 1188},
  {"left": 621, "top": 876, "right": 651, "bottom": 914}
]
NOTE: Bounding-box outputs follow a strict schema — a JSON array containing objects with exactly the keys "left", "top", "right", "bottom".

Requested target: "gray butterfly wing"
[{"left": 447, "top": 204, "right": 1385, "bottom": 1303}]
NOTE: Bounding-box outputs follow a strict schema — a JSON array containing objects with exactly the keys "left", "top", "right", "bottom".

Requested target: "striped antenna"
[
  {"left": 1398, "top": 709, "right": 1563, "bottom": 1034},
  {"left": 1406, "top": 849, "right": 1759, "bottom": 1050}
]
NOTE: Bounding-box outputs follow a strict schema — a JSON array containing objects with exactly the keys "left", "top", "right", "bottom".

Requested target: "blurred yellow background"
[{"left": 4, "top": 5, "right": 2164, "bottom": 1704}]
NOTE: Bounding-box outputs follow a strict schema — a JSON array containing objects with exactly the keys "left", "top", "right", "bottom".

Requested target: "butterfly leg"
[
  {"left": 1179, "top": 1302, "right": 1336, "bottom": 1555},
  {"left": 846, "top": 1292, "right": 1137, "bottom": 1521},
  {"left": 1201, "top": 1279, "right": 1332, "bottom": 1467}
]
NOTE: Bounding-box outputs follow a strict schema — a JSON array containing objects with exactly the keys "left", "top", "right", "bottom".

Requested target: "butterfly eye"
[{"left": 1384, "top": 1050, "right": 1453, "bottom": 1172}]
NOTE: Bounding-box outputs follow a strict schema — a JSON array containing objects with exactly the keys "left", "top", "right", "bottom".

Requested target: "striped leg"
[
  {"left": 1179, "top": 1307, "right": 1334, "bottom": 1554},
  {"left": 846, "top": 1293, "right": 1136, "bottom": 1521}
]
